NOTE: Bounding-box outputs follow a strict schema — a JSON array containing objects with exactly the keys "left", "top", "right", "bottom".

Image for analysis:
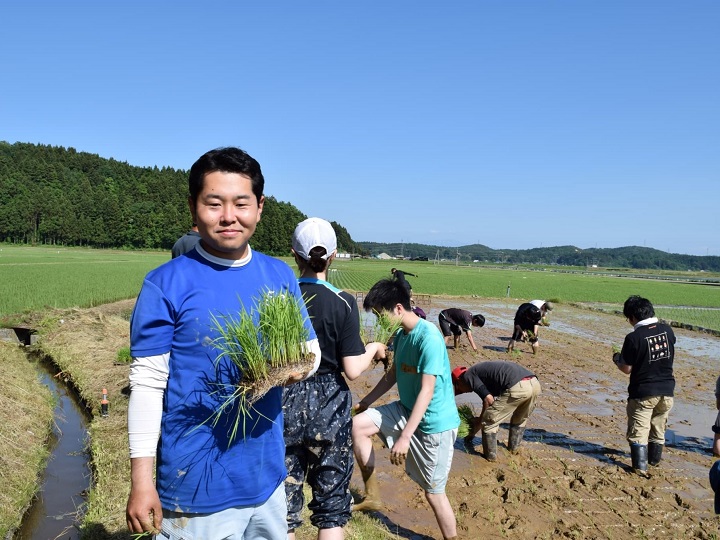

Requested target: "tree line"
[
  {"left": 358, "top": 242, "right": 720, "bottom": 272},
  {"left": 0, "top": 142, "right": 366, "bottom": 256}
]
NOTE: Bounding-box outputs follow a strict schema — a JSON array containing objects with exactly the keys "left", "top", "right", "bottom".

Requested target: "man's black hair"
[
  {"left": 363, "top": 279, "right": 411, "bottom": 312},
  {"left": 623, "top": 295, "right": 655, "bottom": 321},
  {"left": 188, "top": 147, "right": 264, "bottom": 204}
]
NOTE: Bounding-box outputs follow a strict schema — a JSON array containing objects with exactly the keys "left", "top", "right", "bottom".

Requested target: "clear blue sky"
[{"left": 2, "top": 1, "right": 718, "bottom": 255}]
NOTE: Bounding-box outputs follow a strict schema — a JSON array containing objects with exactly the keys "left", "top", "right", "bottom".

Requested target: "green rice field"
[{"left": 2, "top": 245, "right": 720, "bottom": 331}]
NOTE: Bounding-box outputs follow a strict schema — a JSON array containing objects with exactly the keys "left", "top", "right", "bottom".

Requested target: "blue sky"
[{"left": 2, "top": 1, "right": 718, "bottom": 255}]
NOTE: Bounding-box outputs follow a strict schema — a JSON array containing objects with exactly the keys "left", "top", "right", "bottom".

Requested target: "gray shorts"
[
  {"left": 365, "top": 401, "right": 457, "bottom": 494},
  {"left": 160, "top": 483, "right": 287, "bottom": 539}
]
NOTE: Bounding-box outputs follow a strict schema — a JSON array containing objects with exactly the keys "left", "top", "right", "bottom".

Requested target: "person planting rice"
[
  {"left": 451, "top": 362, "right": 541, "bottom": 461},
  {"left": 283, "top": 217, "right": 387, "bottom": 540},
  {"left": 506, "top": 300, "right": 552, "bottom": 355},
  {"left": 438, "top": 308, "right": 485, "bottom": 352},
  {"left": 126, "top": 147, "right": 319, "bottom": 538},
  {"left": 352, "top": 279, "right": 460, "bottom": 540}
]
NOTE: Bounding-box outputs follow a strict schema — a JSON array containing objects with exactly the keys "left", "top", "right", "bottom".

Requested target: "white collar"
[
  {"left": 196, "top": 243, "right": 253, "bottom": 268},
  {"left": 633, "top": 317, "right": 658, "bottom": 330}
]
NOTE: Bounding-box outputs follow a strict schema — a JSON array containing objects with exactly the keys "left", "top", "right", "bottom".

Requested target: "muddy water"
[{"left": 15, "top": 360, "right": 90, "bottom": 540}]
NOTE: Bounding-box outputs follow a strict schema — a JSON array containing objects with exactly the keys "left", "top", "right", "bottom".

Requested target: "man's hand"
[
  {"left": 390, "top": 435, "right": 411, "bottom": 466},
  {"left": 483, "top": 395, "right": 495, "bottom": 409},
  {"left": 126, "top": 483, "right": 162, "bottom": 534}
]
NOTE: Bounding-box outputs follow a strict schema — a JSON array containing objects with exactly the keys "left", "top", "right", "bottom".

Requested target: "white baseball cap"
[{"left": 292, "top": 217, "right": 337, "bottom": 260}]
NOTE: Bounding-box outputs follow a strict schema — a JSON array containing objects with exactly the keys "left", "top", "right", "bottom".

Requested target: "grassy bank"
[
  {"left": 0, "top": 342, "right": 54, "bottom": 538},
  {"left": 27, "top": 301, "right": 395, "bottom": 539}
]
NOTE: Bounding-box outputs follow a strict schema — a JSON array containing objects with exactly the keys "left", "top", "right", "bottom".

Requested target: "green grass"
[
  {"left": 0, "top": 245, "right": 168, "bottom": 319},
  {"left": 3, "top": 245, "right": 720, "bottom": 329},
  {"left": 326, "top": 259, "right": 720, "bottom": 307},
  {"left": 654, "top": 307, "right": 720, "bottom": 331}
]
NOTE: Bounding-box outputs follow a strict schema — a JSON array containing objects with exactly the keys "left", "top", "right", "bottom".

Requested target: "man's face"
[{"left": 189, "top": 171, "right": 264, "bottom": 260}]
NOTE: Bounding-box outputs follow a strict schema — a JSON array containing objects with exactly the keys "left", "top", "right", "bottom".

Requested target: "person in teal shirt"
[{"left": 352, "top": 279, "right": 460, "bottom": 540}]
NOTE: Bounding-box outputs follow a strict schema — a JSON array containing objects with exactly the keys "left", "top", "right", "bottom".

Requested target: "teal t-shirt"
[{"left": 393, "top": 319, "right": 460, "bottom": 434}]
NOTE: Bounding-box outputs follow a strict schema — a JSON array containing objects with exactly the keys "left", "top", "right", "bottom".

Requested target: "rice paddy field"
[{"left": 1, "top": 245, "right": 719, "bottom": 330}]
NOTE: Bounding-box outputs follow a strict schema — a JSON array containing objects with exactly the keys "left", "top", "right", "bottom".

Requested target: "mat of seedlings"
[{"left": 348, "top": 297, "right": 720, "bottom": 539}]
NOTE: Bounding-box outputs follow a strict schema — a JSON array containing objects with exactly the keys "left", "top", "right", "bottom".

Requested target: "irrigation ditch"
[{"left": 1, "top": 326, "right": 92, "bottom": 540}]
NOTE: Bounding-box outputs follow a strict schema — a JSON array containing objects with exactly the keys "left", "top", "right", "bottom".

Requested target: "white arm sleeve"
[
  {"left": 303, "top": 338, "right": 321, "bottom": 379},
  {"left": 128, "top": 353, "right": 170, "bottom": 458}
]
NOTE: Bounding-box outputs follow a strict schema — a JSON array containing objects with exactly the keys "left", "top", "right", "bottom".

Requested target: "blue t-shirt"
[
  {"left": 130, "top": 246, "right": 316, "bottom": 513},
  {"left": 393, "top": 319, "right": 460, "bottom": 434}
]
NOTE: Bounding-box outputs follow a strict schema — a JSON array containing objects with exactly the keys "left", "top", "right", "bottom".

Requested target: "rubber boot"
[
  {"left": 630, "top": 443, "right": 648, "bottom": 476},
  {"left": 648, "top": 442, "right": 663, "bottom": 466},
  {"left": 507, "top": 425, "right": 526, "bottom": 454},
  {"left": 352, "top": 464, "right": 382, "bottom": 512},
  {"left": 482, "top": 431, "right": 497, "bottom": 462}
]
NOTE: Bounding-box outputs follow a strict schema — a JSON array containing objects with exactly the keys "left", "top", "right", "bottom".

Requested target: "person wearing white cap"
[{"left": 284, "top": 217, "right": 388, "bottom": 540}]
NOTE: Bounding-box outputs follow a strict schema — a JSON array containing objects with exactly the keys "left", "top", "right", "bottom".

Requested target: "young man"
[
  {"left": 507, "top": 301, "right": 548, "bottom": 355},
  {"left": 352, "top": 279, "right": 460, "bottom": 540},
  {"left": 452, "top": 362, "right": 541, "bottom": 461},
  {"left": 613, "top": 295, "right": 675, "bottom": 475},
  {"left": 126, "top": 147, "right": 319, "bottom": 538},
  {"left": 438, "top": 308, "right": 485, "bottom": 351}
]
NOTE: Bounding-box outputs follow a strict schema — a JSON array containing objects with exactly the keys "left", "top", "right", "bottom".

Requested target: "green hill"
[
  {"left": 357, "top": 243, "right": 720, "bottom": 272},
  {"left": 0, "top": 142, "right": 365, "bottom": 256}
]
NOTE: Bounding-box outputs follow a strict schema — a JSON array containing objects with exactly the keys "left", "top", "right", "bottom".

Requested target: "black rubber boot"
[
  {"left": 630, "top": 444, "right": 648, "bottom": 476},
  {"left": 507, "top": 425, "right": 526, "bottom": 453},
  {"left": 482, "top": 431, "right": 497, "bottom": 462},
  {"left": 648, "top": 442, "right": 663, "bottom": 466}
]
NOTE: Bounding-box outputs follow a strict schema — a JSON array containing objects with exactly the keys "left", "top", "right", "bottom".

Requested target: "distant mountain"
[{"left": 357, "top": 241, "right": 720, "bottom": 272}]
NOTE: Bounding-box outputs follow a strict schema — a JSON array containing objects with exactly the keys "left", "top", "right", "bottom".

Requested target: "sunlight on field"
[
  {"left": 2, "top": 246, "right": 719, "bottom": 331},
  {"left": 0, "top": 245, "right": 168, "bottom": 318}
]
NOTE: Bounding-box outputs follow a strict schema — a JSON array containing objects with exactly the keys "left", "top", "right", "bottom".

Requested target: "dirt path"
[{"left": 349, "top": 297, "right": 720, "bottom": 539}]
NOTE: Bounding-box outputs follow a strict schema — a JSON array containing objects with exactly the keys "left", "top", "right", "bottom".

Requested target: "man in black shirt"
[
  {"left": 390, "top": 267, "right": 417, "bottom": 297},
  {"left": 613, "top": 295, "right": 675, "bottom": 476},
  {"left": 506, "top": 302, "right": 544, "bottom": 355},
  {"left": 438, "top": 308, "right": 485, "bottom": 351},
  {"left": 452, "top": 361, "right": 541, "bottom": 462}
]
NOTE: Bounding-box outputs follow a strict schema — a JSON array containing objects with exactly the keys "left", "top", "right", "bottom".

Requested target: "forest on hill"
[
  {"left": 2, "top": 142, "right": 717, "bottom": 271},
  {"left": 0, "top": 142, "right": 364, "bottom": 256},
  {"left": 358, "top": 241, "right": 720, "bottom": 272}
]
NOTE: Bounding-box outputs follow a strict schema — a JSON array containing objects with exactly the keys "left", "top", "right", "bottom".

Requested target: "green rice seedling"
[
  {"left": 362, "top": 310, "right": 402, "bottom": 371},
  {"left": 209, "top": 290, "right": 314, "bottom": 442},
  {"left": 457, "top": 404, "right": 476, "bottom": 439}
]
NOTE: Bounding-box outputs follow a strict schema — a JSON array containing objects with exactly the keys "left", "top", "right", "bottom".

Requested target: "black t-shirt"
[
  {"left": 461, "top": 361, "right": 535, "bottom": 400},
  {"left": 514, "top": 303, "right": 542, "bottom": 326},
  {"left": 621, "top": 320, "right": 675, "bottom": 399},
  {"left": 299, "top": 278, "right": 366, "bottom": 376},
  {"left": 440, "top": 308, "right": 473, "bottom": 331}
]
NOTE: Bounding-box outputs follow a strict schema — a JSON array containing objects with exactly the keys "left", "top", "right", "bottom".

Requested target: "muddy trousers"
[
  {"left": 283, "top": 373, "right": 353, "bottom": 531},
  {"left": 481, "top": 377, "right": 542, "bottom": 434}
]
